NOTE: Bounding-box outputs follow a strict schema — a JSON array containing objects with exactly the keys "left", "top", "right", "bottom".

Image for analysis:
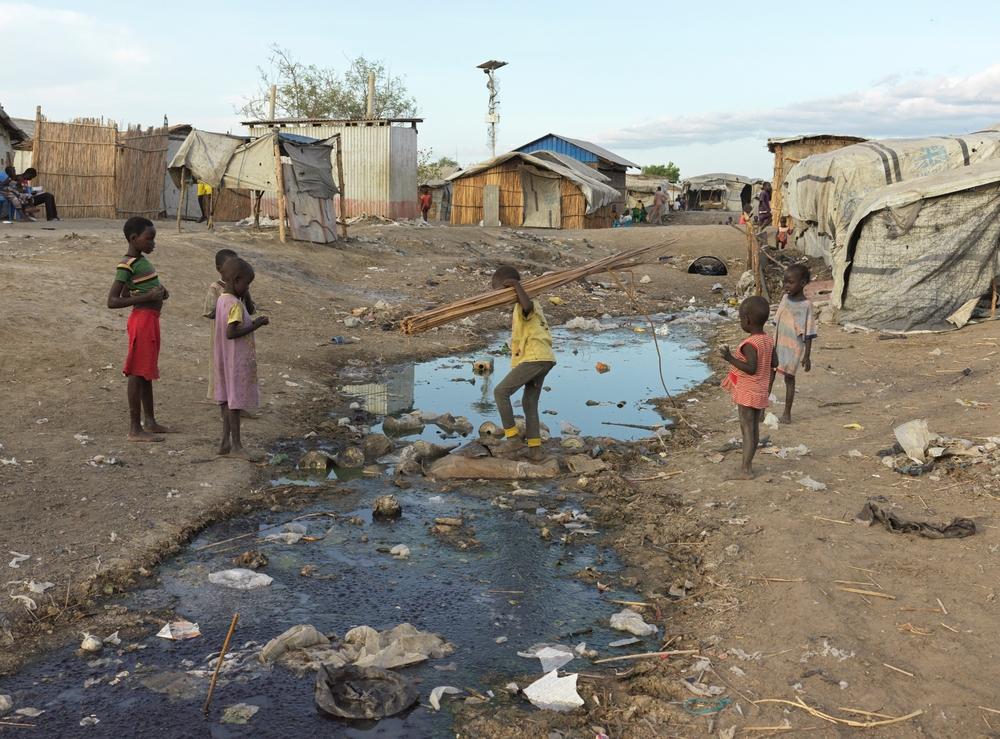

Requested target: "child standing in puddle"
[
  {"left": 491, "top": 266, "right": 555, "bottom": 461},
  {"left": 773, "top": 264, "right": 816, "bottom": 423},
  {"left": 720, "top": 296, "right": 777, "bottom": 479}
]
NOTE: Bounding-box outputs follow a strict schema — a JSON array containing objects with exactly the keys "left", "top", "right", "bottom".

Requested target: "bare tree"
[{"left": 240, "top": 45, "right": 418, "bottom": 120}]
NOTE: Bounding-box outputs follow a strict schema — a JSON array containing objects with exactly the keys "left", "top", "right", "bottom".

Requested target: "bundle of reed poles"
[{"left": 400, "top": 240, "right": 674, "bottom": 335}]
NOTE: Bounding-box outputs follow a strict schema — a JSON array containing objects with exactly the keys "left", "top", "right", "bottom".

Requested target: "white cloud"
[{"left": 600, "top": 65, "right": 1000, "bottom": 149}]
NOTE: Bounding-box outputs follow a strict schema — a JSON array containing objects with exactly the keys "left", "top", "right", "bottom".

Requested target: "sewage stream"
[{"left": 0, "top": 312, "right": 723, "bottom": 737}]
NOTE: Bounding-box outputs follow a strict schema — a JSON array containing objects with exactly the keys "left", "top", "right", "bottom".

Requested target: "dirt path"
[{"left": 0, "top": 218, "right": 744, "bottom": 674}]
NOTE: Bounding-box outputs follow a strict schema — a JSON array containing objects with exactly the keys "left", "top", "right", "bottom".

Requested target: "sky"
[{"left": 3, "top": 0, "right": 1000, "bottom": 178}]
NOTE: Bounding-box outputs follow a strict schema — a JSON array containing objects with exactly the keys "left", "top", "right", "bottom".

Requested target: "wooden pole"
[
  {"left": 334, "top": 134, "right": 347, "bottom": 240},
  {"left": 202, "top": 613, "right": 239, "bottom": 714},
  {"left": 253, "top": 191, "right": 262, "bottom": 229},
  {"left": 176, "top": 166, "right": 187, "bottom": 233},
  {"left": 32, "top": 105, "right": 42, "bottom": 177},
  {"left": 207, "top": 189, "right": 215, "bottom": 231},
  {"left": 273, "top": 133, "right": 286, "bottom": 243},
  {"left": 268, "top": 85, "right": 277, "bottom": 121},
  {"left": 992, "top": 277, "right": 998, "bottom": 319}
]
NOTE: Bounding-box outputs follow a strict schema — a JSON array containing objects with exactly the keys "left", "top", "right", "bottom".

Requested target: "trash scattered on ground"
[
  {"left": 595, "top": 362, "right": 610, "bottom": 374},
  {"left": 261, "top": 624, "right": 329, "bottom": 664},
  {"left": 15, "top": 707, "right": 44, "bottom": 718},
  {"left": 608, "top": 637, "right": 641, "bottom": 648},
  {"left": 373, "top": 495, "right": 403, "bottom": 520},
  {"left": 79, "top": 714, "right": 100, "bottom": 726},
  {"left": 314, "top": 664, "right": 419, "bottom": 720},
  {"left": 156, "top": 620, "right": 201, "bottom": 641},
  {"left": 767, "top": 444, "right": 810, "bottom": 459},
  {"left": 26, "top": 580, "right": 53, "bottom": 594},
  {"left": 383, "top": 414, "right": 426, "bottom": 437},
  {"left": 8, "top": 551, "right": 30, "bottom": 568},
  {"left": 856, "top": 500, "right": 976, "bottom": 539},
  {"left": 639, "top": 274, "right": 652, "bottom": 284},
  {"left": 843, "top": 422, "right": 864, "bottom": 431},
  {"left": 208, "top": 568, "right": 274, "bottom": 590},
  {"left": 233, "top": 550, "right": 268, "bottom": 569},
  {"left": 681, "top": 675, "right": 726, "bottom": 697},
  {"left": 0, "top": 695, "right": 11, "bottom": 713},
  {"left": 523, "top": 669, "right": 585, "bottom": 712},
  {"left": 687, "top": 256, "right": 728, "bottom": 276},
  {"left": 564, "top": 316, "right": 615, "bottom": 332},
  {"left": 609, "top": 608, "right": 658, "bottom": 636},
  {"left": 390, "top": 544, "right": 410, "bottom": 559},
  {"left": 429, "top": 685, "right": 463, "bottom": 711},
  {"left": 763, "top": 412, "right": 780, "bottom": 430},
  {"left": 798, "top": 476, "right": 828, "bottom": 492},
  {"left": 264, "top": 522, "right": 308, "bottom": 545},
  {"left": 894, "top": 419, "right": 932, "bottom": 463},
  {"left": 87, "top": 454, "right": 121, "bottom": 467},
  {"left": 564, "top": 455, "right": 608, "bottom": 475},
  {"left": 518, "top": 644, "right": 576, "bottom": 672},
  {"left": 80, "top": 633, "right": 103, "bottom": 653},
  {"left": 298, "top": 450, "right": 334, "bottom": 470},
  {"left": 221, "top": 703, "right": 259, "bottom": 725}
]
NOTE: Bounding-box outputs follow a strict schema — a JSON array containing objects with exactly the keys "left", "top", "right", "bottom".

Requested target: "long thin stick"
[
  {"left": 593, "top": 649, "right": 699, "bottom": 665},
  {"left": 755, "top": 698, "right": 922, "bottom": 728},
  {"left": 334, "top": 133, "right": 347, "bottom": 240},
  {"left": 837, "top": 587, "right": 895, "bottom": 600},
  {"left": 273, "top": 134, "right": 286, "bottom": 243},
  {"left": 193, "top": 511, "right": 337, "bottom": 551},
  {"left": 203, "top": 613, "right": 239, "bottom": 714}
]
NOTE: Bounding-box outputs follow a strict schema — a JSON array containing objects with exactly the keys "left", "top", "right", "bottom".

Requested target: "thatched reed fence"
[
  {"left": 31, "top": 107, "right": 248, "bottom": 221},
  {"left": 451, "top": 159, "right": 612, "bottom": 230}
]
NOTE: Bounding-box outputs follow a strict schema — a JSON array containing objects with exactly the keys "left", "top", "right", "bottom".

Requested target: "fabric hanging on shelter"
[
  {"left": 167, "top": 130, "right": 245, "bottom": 189},
  {"left": 855, "top": 500, "right": 976, "bottom": 539},
  {"left": 283, "top": 162, "right": 338, "bottom": 244},
  {"left": 222, "top": 135, "right": 278, "bottom": 192},
  {"left": 520, "top": 166, "right": 561, "bottom": 228},
  {"left": 284, "top": 142, "right": 338, "bottom": 199},
  {"left": 835, "top": 160, "right": 1000, "bottom": 331}
]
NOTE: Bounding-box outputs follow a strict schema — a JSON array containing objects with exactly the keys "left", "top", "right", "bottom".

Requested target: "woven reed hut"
[
  {"left": 767, "top": 134, "right": 867, "bottom": 220},
  {"left": 449, "top": 151, "right": 620, "bottom": 229}
]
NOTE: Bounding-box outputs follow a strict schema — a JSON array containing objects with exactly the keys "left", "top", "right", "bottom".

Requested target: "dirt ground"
[{"left": 3, "top": 217, "right": 998, "bottom": 737}]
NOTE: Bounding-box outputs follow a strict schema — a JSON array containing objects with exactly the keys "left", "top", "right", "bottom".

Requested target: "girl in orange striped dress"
[{"left": 720, "top": 296, "right": 777, "bottom": 479}]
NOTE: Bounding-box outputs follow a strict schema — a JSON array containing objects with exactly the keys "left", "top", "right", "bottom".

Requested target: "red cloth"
[
  {"left": 123, "top": 308, "right": 160, "bottom": 380},
  {"left": 721, "top": 333, "right": 774, "bottom": 409},
  {"left": 419, "top": 193, "right": 432, "bottom": 209}
]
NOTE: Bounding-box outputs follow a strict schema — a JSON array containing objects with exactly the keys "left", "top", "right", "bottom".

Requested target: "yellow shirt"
[
  {"left": 510, "top": 300, "right": 555, "bottom": 367},
  {"left": 227, "top": 302, "right": 244, "bottom": 324}
]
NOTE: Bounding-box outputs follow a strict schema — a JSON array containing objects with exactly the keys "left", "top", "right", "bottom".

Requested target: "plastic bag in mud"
[
  {"left": 314, "top": 664, "right": 418, "bottom": 720},
  {"left": 428, "top": 454, "right": 559, "bottom": 480}
]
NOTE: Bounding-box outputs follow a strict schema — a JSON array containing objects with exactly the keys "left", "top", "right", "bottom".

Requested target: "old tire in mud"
[{"left": 315, "top": 664, "right": 418, "bottom": 720}]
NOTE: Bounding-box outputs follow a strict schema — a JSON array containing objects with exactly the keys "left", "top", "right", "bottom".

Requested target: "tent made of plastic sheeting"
[
  {"left": 449, "top": 151, "right": 620, "bottom": 214},
  {"left": 682, "top": 173, "right": 756, "bottom": 211},
  {"left": 784, "top": 128, "right": 1000, "bottom": 263},
  {"left": 834, "top": 160, "right": 1000, "bottom": 332},
  {"left": 167, "top": 130, "right": 247, "bottom": 189}
]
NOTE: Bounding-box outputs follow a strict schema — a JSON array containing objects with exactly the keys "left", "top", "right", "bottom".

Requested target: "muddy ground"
[{"left": 2, "top": 218, "right": 998, "bottom": 737}]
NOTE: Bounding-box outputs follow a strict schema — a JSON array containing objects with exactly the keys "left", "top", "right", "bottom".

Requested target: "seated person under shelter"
[{"left": 16, "top": 168, "right": 59, "bottom": 221}]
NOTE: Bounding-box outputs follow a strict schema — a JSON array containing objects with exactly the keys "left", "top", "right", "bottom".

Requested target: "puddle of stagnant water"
[
  {"left": 343, "top": 315, "right": 719, "bottom": 443},
  {"left": 0, "top": 479, "right": 653, "bottom": 737}
]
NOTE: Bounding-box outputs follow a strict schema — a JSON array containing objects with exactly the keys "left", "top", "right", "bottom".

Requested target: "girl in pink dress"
[
  {"left": 214, "top": 258, "right": 269, "bottom": 459},
  {"left": 720, "top": 296, "right": 777, "bottom": 479}
]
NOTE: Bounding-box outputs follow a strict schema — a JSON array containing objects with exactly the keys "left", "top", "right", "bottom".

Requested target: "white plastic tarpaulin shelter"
[
  {"left": 681, "top": 173, "right": 755, "bottom": 211},
  {"left": 834, "top": 160, "right": 1000, "bottom": 332},
  {"left": 784, "top": 127, "right": 1000, "bottom": 263}
]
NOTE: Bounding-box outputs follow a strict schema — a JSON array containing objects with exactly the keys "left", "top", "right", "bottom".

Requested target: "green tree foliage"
[
  {"left": 240, "top": 45, "right": 417, "bottom": 120},
  {"left": 418, "top": 149, "right": 460, "bottom": 184},
  {"left": 641, "top": 162, "right": 681, "bottom": 182}
]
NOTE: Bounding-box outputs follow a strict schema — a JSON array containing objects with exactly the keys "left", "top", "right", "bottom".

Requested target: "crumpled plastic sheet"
[{"left": 314, "top": 664, "right": 418, "bottom": 719}]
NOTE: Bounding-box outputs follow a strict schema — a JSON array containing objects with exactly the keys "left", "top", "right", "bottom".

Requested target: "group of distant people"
[
  {"left": 0, "top": 166, "right": 59, "bottom": 221},
  {"left": 613, "top": 186, "right": 684, "bottom": 227}
]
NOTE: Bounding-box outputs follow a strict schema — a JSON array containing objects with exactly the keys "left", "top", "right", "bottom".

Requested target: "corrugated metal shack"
[
  {"left": 449, "top": 151, "right": 620, "bottom": 229},
  {"left": 243, "top": 117, "right": 421, "bottom": 220},
  {"left": 514, "top": 133, "right": 637, "bottom": 204}
]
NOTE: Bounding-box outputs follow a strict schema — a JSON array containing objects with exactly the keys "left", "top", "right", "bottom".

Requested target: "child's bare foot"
[
  {"left": 779, "top": 414, "right": 792, "bottom": 424},
  {"left": 218, "top": 443, "right": 232, "bottom": 456},
  {"left": 129, "top": 431, "right": 165, "bottom": 443},
  {"left": 144, "top": 422, "right": 175, "bottom": 434}
]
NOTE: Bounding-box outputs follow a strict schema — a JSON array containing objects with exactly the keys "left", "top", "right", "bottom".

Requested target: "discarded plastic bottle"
[{"left": 331, "top": 336, "right": 355, "bottom": 345}]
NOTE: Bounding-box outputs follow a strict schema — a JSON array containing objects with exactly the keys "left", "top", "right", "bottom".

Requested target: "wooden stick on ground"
[
  {"left": 203, "top": 613, "right": 240, "bottom": 714},
  {"left": 400, "top": 241, "right": 673, "bottom": 335},
  {"left": 593, "top": 649, "right": 699, "bottom": 665}
]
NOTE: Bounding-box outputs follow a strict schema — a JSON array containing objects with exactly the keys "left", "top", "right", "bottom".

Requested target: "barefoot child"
[
  {"left": 214, "top": 257, "right": 269, "bottom": 459},
  {"left": 107, "top": 217, "right": 170, "bottom": 442},
  {"left": 773, "top": 264, "right": 816, "bottom": 423},
  {"left": 203, "top": 249, "right": 255, "bottom": 401},
  {"left": 491, "top": 266, "right": 555, "bottom": 461},
  {"left": 720, "top": 296, "right": 777, "bottom": 478}
]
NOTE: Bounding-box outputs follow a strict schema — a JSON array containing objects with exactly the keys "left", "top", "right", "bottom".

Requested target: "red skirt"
[{"left": 123, "top": 308, "right": 160, "bottom": 380}]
